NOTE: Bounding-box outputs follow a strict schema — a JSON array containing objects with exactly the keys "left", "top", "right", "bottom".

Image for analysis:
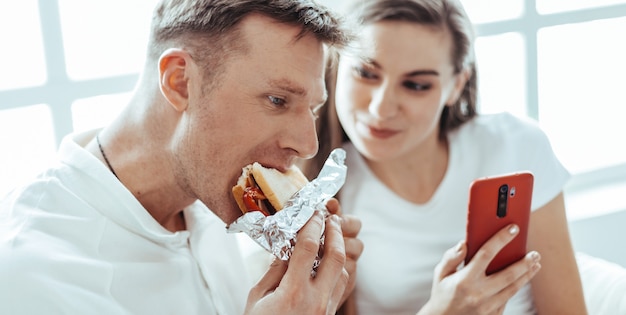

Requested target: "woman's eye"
[
  {"left": 353, "top": 66, "right": 378, "bottom": 80},
  {"left": 403, "top": 80, "right": 430, "bottom": 91},
  {"left": 268, "top": 95, "right": 286, "bottom": 107}
]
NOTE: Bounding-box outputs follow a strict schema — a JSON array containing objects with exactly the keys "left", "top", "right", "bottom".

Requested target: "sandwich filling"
[{"left": 233, "top": 162, "right": 308, "bottom": 216}]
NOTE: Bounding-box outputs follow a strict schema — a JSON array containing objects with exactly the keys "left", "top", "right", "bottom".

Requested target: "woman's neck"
[{"left": 365, "top": 137, "right": 449, "bottom": 205}]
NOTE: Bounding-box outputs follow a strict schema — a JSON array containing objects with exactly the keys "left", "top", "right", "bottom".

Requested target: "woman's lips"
[{"left": 357, "top": 122, "right": 399, "bottom": 139}]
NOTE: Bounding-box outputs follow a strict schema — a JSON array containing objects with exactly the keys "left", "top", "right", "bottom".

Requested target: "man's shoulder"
[
  {"left": 1, "top": 174, "right": 73, "bottom": 218},
  {"left": 0, "top": 230, "right": 78, "bottom": 293},
  {"left": 0, "top": 242, "right": 118, "bottom": 314}
]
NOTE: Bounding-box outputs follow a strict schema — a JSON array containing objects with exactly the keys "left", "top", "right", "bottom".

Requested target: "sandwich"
[{"left": 232, "top": 162, "right": 309, "bottom": 216}]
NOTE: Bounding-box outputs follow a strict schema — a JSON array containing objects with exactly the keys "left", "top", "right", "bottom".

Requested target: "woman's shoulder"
[
  {"left": 449, "top": 112, "right": 560, "bottom": 173},
  {"left": 454, "top": 112, "right": 547, "bottom": 143}
]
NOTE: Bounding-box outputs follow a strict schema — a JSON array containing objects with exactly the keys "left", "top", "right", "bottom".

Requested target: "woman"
[{"left": 301, "top": 0, "right": 587, "bottom": 314}]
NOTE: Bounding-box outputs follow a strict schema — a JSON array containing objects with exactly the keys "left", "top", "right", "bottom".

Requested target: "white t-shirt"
[
  {"left": 0, "top": 130, "right": 250, "bottom": 315},
  {"left": 341, "top": 113, "right": 570, "bottom": 315}
]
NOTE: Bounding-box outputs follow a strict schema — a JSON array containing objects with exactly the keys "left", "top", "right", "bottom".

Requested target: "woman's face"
[{"left": 335, "top": 20, "right": 465, "bottom": 162}]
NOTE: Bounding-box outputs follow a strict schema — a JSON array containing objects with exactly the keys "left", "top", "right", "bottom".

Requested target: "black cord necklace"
[{"left": 96, "top": 134, "right": 119, "bottom": 179}]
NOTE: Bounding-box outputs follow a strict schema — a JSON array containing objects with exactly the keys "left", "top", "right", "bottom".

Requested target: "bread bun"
[{"left": 232, "top": 162, "right": 308, "bottom": 215}]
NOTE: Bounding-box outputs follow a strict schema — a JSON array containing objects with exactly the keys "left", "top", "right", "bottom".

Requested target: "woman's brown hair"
[{"left": 299, "top": 0, "right": 479, "bottom": 180}]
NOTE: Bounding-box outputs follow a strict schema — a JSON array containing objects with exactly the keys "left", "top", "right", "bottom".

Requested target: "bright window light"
[
  {"left": 537, "top": 0, "right": 626, "bottom": 14},
  {"left": 58, "top": 0, "right": 158, "bottom": 80},
  {"left": 71, "top": 92, "right": 131, "bottom": 133},
  {"left": 475, "top": 32, "right": 527, "bottom": 117},
  {"left": 0, "top": 0, "right": 47, "bottom": 91},
  {"left": 462, "top": 0, "right": 524, "bottom": 24},
  {"left": 0, "top": 105, "right": 57, "bottom": 197},
  {"left": 537, "top": 17, "right": 626, "bottom": 174}
]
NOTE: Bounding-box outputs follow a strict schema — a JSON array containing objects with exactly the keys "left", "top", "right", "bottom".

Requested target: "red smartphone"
[{"left": 465, "top": 171, "right": 533, "bottom": 275}]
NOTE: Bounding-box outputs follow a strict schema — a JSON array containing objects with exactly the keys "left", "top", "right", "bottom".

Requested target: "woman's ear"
[
  {"left": 446, "top": 68, "right": 471, "bottom": 106},
  {"left": 158, "top": 48, "right": 192, "bottom": 112}
]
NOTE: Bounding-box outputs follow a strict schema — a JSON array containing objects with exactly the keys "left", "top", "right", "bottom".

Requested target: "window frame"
[{"left": 2, "top": 0, "right": 626, "bottom": 213}]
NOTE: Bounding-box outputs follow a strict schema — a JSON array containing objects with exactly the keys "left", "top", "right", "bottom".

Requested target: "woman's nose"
[{"left": 368, "top": 83, "right": 398, "bottom": 119}]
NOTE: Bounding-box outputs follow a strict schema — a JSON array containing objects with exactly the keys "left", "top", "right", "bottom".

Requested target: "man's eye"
[
  {"left": 268, "top": 96, "right": 286, "bottom": 106},
  {"left": 353, "top": 66, "right": 377, "bottom": 80}
]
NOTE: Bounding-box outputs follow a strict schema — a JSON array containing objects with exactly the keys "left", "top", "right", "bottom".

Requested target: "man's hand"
[
  {"left": 244, "top": 211, "right": 350, "bottom": 315},
  {"left": 418, "top": 224, "right": 542, "bottom": 315},
  {"left": 326, "top": 198, "right": 364, "bottom": 305}
]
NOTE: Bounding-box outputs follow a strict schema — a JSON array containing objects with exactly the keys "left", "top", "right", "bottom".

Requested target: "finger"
[
  {"left": 315, "top": 214, "right": 347, "bottom": 287},
  {"left": 286, "top": 211, "right": 325, "bottom": 283},
  {"left": 434, "top": 240, "right": 466, "bottom": 281},
  {"left": 325, "top": 198, "right": 341, "bottom": 216},
  {"left": 342, "top": 253, "right": 358, "bottom": 305},
  {"left": 478, "top": 255, "right": 541, "bottom": 314},
  {"left": 344, "top": 236, "right": 364, "bottom": 261},
  {"left": 319, "top": 214, "right": 349, "bottom": 313},
  {"left": 340, "top": 214, "right": 362, "bottom": 238},
  {"left": 490, "top": 251, "right": 542, "bottom": 299},
  {"left": 343, "top": 237, "right": 361, "bottom": 294},
  {"left": 247, "top": 258, "right": 288, "bottom": 303},
  {"left": 466, "top": 224, "right": 519, "bottom": 274},
  {"left": 328, "top": 268, "right": 350, "bottom": 314}
]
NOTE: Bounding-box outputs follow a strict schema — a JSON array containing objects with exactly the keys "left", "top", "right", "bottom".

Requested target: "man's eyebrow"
[
  {"left": 269, "top": 78, "right": 327, "bottom": 105},
  {"left": 268, "top": 79, "right": 306, "bottom": 96}
]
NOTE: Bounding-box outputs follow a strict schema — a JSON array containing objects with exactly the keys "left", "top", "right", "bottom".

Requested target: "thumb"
[{"left": 434, "top": 240, "right": 466, "bottom": 281}]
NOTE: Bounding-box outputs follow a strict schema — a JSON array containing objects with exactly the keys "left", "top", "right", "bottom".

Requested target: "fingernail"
[
  {"left": 330, "top": 214, "right": 340, "bottom": 223},
  {"left": 532, "top": 262, "right": 542, "bottom": 272},
  {"left": 509, "top": 224, "right": 519, "bottom": 235},
  {"left": 528, "top": 251, "right": 541, "bottom": 263},
  {"left": 455, "top": 240, "right": 464, "bottom": 253}
]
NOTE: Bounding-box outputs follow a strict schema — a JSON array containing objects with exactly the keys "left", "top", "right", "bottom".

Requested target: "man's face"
[{"left": 174, "top": 14, "right": 327, "bottom": 224}]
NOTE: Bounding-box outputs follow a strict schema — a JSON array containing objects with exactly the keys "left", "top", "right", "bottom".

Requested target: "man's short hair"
[{"left": 148, "top": 0, "right": 351, "bottom": 85}]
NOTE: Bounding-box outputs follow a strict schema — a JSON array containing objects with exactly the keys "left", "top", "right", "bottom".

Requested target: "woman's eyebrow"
[
  {"left": 406, "top": 69, "right": 439, "bottom": 77},
  {"left": 357, "top": 57, "right": 440, "bottom": 77}
]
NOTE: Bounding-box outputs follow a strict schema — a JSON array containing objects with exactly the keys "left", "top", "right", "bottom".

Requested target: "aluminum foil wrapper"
[{"left": 227, "top": 148, "right": 347, "bottom": 275}]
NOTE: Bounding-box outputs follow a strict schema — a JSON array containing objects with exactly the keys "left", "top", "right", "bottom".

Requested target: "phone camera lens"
[
  {"left": 497, "top": 184, "right": 509, "bottom": 218},
  {"left": 499, "top": 185, "right": 508, "bottom": 194}
]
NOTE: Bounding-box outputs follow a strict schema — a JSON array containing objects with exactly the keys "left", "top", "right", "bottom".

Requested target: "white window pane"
[
  {"left": 58, "top": 0, "right": 159, "bottom": 80},
  {"left": 461, "top": 0, "right": 523, "bottom": 24},
  {"left": 72, "top": 93, "right": 130, "bottom": 133},
  {"left": 0, "top": 105, "right": 57, "bottom": 197},
  {"left": 0, "top": 0, "right": 47, "bottom": 91},
  {"left": 475, "top": 33, "right": 526, "bottom": 117},
  {"left": 537, "top": 0, "right": 626, "bottom": 15},
  {"left": 537, "top": 17, "right": 626, "bottom": 174}
]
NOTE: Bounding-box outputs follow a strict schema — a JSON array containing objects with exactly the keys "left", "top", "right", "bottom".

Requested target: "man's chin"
[
  {"left": 199, "top": 196, "right": 242, "bottom": 226},
  {"left": 222, "top": 200, "right": 244, "bottom": 226}
]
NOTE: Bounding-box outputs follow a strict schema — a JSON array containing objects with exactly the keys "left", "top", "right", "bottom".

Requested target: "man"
[{"left": 0, "top": 1, "right": 363, "bottom": 314}]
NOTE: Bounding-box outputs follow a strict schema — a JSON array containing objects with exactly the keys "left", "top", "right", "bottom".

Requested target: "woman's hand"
[{"left": 418, "top": 224, "right": 542, "bottom": 315}]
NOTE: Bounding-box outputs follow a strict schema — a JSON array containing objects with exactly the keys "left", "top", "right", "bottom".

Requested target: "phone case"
[{"left": 465, "top": 171, "right": 533, "bottom": 275}]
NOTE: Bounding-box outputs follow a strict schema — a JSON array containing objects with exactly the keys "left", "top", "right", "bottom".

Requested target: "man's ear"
[
  {"left": 159, "top": 48, "right": 192, "bottom": 112},
  {"left": 446, "top": 68, "right": 471, "bottom": 106}
]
